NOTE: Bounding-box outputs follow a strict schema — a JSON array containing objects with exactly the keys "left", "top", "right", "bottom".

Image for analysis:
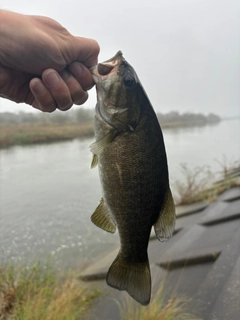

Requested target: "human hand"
[{"left": 0, "top": 10, "right": 100, "bottom": 112}]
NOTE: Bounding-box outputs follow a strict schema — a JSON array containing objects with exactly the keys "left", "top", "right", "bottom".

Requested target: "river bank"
[
  {"left": 80, "top": 183, "right": 240, "bottom": 320},
  {"left": 1, "top": 175, "right": 239, "bottom": 319},
  {"left": 0, "top": 119, "right": 221, "bottom": 149},
  {"left": 0, "top": 122, "right": 94, "bottom": 148},
  {"left": 0, "top": 262, "right": 100, "bottom": 320}
]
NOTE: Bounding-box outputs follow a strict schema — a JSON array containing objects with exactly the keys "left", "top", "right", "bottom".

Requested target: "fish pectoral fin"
[
  {"left": 90, "top": 154, "right": 98, "bottom": 169},
  {"left": 154, "top": 187, "right": 176, "bottom": 242},
  {"left": 89, "top": 130, "right": 117, "bottom": 155},
  {"left": 107, "top": 254, "right": 151, "bottom": 306},
  {"left": 91, "top": 198, "right": 116, "bottom": 234}
]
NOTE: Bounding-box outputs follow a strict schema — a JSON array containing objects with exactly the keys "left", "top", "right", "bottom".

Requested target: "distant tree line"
[
  {"left": 0, "top": 108, "right": 94, "bottom": 125},
  {"left": 156, "top": 111, "right": 221, "bottom": 125},
  {"left": 0, "top": 109, "right": 221, "bottom": 126}
]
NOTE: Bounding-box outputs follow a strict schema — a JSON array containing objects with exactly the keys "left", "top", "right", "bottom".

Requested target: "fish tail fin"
[{"left": 106, "top": 254, "right": 151, "bottom": 306}]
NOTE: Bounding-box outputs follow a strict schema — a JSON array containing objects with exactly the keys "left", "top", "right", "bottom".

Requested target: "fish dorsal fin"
[
  {"left": 90, "top": 154, "right": 98, "bottom": 169},
  {"left": 154, "top": 187, "right": 176, "bottom": 242},
  {"left": 91, "top": 198, "right": 116, "bottom": 234},
  {"left": 89, "top": 130, "right": 117, "bottom": 155}
]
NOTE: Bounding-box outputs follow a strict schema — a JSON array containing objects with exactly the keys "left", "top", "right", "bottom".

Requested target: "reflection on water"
[
  {"left": 163, "top": 119, "right": 240, "bottom": 184},
  {"left": 0, "top": 139, "right": 119, "bottom": 268},
  {"left": 0, "top": 119, "right": 239, "bottom": 267}
]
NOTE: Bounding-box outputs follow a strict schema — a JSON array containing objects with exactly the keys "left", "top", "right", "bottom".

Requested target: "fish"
[{"left": 89, "top": 51, "right": 175, "bottom": 306}]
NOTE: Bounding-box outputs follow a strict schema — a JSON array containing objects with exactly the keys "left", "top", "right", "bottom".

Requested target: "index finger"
[{"left": 68, "top": 62, "right": 94, "bottom": 90}]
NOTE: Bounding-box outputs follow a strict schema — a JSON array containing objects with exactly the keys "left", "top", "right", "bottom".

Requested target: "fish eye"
[{"left": 124, "top": 75, "right": 135, "bottom": 87}]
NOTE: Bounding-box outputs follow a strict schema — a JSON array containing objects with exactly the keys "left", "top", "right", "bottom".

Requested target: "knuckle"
[{"left": 94, "top": 40, "right": 100, "bottom": 54}]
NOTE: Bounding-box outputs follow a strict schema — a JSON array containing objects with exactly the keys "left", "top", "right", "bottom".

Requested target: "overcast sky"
[{"left": 0, "top": 0, "right": 239, "bottom": 117}]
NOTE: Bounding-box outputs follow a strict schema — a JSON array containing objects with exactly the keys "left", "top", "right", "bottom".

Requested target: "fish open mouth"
[
  {"left": 102, "top": 50, "right": 123, "bottom": 64},
  {"left": 91, "top": 51, "right": 123, "bottom": 80}
]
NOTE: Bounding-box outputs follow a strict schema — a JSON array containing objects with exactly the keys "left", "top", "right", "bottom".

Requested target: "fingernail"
[
  {"left": 32, "top": 80, "right": 45, "bottom": 95},
  {"left": 45, "top": 71, "right": 60, "bottom": 88}
]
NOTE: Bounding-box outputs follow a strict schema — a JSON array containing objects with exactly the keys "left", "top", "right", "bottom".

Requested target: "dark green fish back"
[
  {"left": 99, "top": 105, "right": 169, "bottom": 253},
  {"left": 90, "top": 53, "right": 175, "bottom": 306}
]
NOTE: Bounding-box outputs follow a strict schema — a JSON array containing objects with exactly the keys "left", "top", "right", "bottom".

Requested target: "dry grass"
[
  {"left": 196, "top": 177, "right": 239, "bottom": 204},
  {"left": 0, "top": 262, "right": 99, "bottom": 320},
  {"left": 215, "top": 155, "right": 240, "bottom": 180},
  {"left": 120, "top": 285, "right": 202, "bottom": 320},
  {"left": 173, "top": 160, "right": 240, "bottom": 205},
  {"left": 0, "top": 123, "right": 94, "bottom": 148},
  {"left": 173, "top": 164, "right": 213, "bottom": 205}
]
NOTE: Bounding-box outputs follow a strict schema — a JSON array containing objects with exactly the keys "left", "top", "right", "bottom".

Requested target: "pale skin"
[{"left": 0, "top": 10, "right": 100, "bottom": 112}]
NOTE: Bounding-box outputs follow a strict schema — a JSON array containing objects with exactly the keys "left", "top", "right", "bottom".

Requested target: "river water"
[{"left": 0, "top": 119, "right": 239, "bottom": 268}]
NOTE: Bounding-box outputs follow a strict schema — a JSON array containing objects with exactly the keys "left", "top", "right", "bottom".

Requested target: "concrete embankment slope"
[{"left": 80, "top": 183, "right": 240, "bottom": 320}]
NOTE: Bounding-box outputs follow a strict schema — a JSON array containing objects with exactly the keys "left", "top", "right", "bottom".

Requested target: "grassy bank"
[
  {"left": 0, "top": 109, "right": 222, "bottom": 148},
  {"left": 0, "top": 263, "right": 203, "bottom": 320},
  {"left": 0, "top": 120, "right": 220, "bottom": 149},
  {"left": 0, "top": 123, "right": 94, "bottom": 148},
  {"left": 160, "top": 120, "right": 217, "bottom": 128},
  {"left": 0, "top": 262, "right": 99, "bottom": 320},
  {"left": 174, "top": 162, "right": 240, "bottom": 205},
  {"left": 120, "top": 284, "right": 202, "bottom": 320}
]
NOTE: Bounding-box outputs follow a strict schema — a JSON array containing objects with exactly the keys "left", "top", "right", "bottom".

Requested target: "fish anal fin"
[
  {"left": 107, "top": 254, "right": 151, "bottom": 306},
  {"left": 91, "top": 198, "right": 116, "bottom": 234},
  {"left": 90, "top": 154, "right": 98, "bottom": 169},
  {"left": 89, "top": 130, "right": 117, "bottom": 155},
  {"left": 154, "top": 187, "right": 176, "bottom": 242}
]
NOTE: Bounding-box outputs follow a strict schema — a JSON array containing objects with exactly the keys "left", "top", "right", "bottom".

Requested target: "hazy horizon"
[{"left": 0, "top": 0, "right": 239, "bottom": 117}]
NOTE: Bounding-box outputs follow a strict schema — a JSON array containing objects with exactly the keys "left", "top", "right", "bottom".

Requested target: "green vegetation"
[
  {"left": 0, "top": 109, "right": 221, "bottom": 148},
  {"left": 0, "top": 262, "right": 99, "bottom": 320},
  {"left": 0, "top": 108, "right": 94, "bottom": 148},
  {"left": 0, "top": 123, "right": 93, "bottom": 148},
  {"left": 0, "top": 263, "right": 204, "bottom": 320},
  {"left": 120, "top": 284, "right": 202, "bottom": 320},
  {"left": 0, "top": 108, "right": 94, "bottom": 126},
  {"left": 173, "top": 158, "right": 240, "bottom": 205}
]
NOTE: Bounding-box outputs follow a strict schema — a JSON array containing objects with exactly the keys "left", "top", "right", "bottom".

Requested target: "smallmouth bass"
[{"left": 90, "top": 51, "right": 175, "bottom": 306}]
